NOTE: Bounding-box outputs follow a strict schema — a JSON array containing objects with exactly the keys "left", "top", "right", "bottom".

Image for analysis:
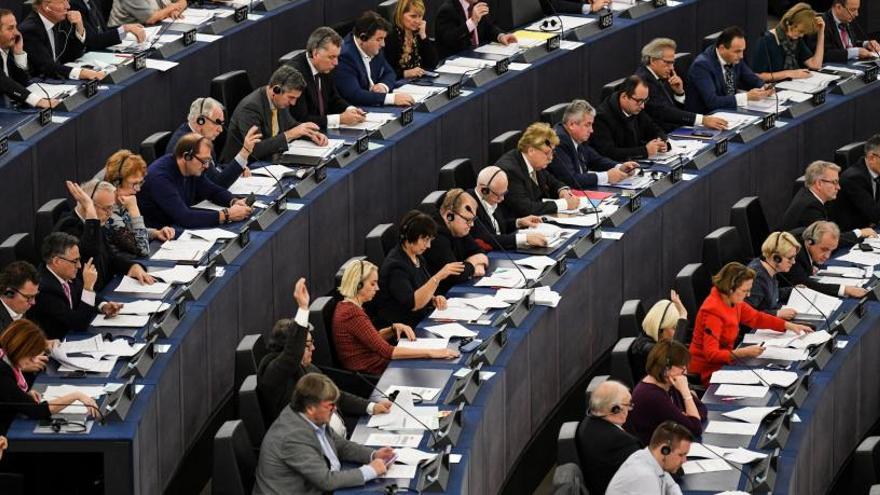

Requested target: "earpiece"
[
  {"left": 356, "top": 260, "right": 365, "bottom": 291},
  {"left": 271, "top": 70, "right": 296, "bottom": 96},
  {"left": 108, "top": 153, "right": 129, "bottom": 188},
  {"left": 195, "top": 97, "right": 207, "bottom": 126},
  {"left": 182, "top": 138, "right": 203, "bottom": 162},
  {"left": 660, "top": 444, "right": 671, "bottom": 456},
  {"left": 399, "top": 214, "right": 416, "bottom": 243},
  {"left": 609, "top": 404, "right": 621, "bottom": 415},
  {"left": 480, "top": 168, "right": 502, "bottom": 196},
  {"left": 770, "top": 232, "right": 784, "bottom": 264},
  {"left": 444, "top": 190, "right": 465, "bottom": 223},
  {"left": 2, "top": 288, "right": 15, "bottom": 298},
  {"left": 657, "top": 301, "right": 674, "bottom": 336}
]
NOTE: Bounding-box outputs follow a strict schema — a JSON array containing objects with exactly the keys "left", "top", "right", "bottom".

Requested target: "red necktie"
[
  {"left": 839, "top": 24, "right": 852, "bottom": 49},
  {"left": 61, "top": 280, "right": 72, "bottom": 309},
  {"left": 316, "top": 76, "right": 325, "bottom": 116},
  {"left": 466, "top": 4, "right": 479, "bottom": 47}
]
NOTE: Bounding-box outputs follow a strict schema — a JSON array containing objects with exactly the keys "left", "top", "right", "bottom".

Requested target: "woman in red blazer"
[{"left": 689, "top": 262, "right": 812, "bottom": 385}]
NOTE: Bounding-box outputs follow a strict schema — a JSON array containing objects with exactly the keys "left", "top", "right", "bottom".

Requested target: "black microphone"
[
  {"left": 353, "top": 371, "right": 444, "bottom": 449},
  {"left": 702, "top": 327, "right": 784, "bottom": 406},
  {"left": 776, "top": 271, "right": 835, "bottom": 330},
  {"left": 457, "top": 66, "right": 483, "bottom": 88},
  {"left": 463, "top": 203, "right": 535, "bottom": 290},
  {"left": 223, "top": 123, "right": 288, "bottom": 203},
  {"left": 554, "top": 146, "right": 605, "bottom": 234}
]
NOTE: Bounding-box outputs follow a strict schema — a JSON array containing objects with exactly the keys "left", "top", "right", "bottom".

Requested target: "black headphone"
[
  {"left": 480, "top": 168, "right": 502, "bottom": 196},
  {"left": 108, "top": 153, "right": 129, "bottom": 188},
  {"left": 195, "top": 97, "right": 208, "bottom": 126},
  {"left": 803, "top": 222, "right": 820, "bottom": 246},
  {"left": 770, "top": 231, "right": 784, "bottom": 264},
  {"left": 2, "top": 288, "right": 15, "bottom": 298},
  {"left": 656, "top": 301, "right": 674, "bottom": 336},
  {"left": 399, "top": 213, "right": 417, "bottom": 243},
  {"left": 356, "top": 260, "right": 365, "bottom": 291},
  {"left": 356, "top": 15, "right": 382, "bottom": 42},
  {"left": 609, "top": 404, "right": 621, "bottom": 414},
  {"left": 271, "top": 70, "right": 296, "bottom": 95},
  {"left": 660, "top": 444, "right": 672, "bottom": 456},
  {"left": 182, "top": 137, "right": 205, "bottom": 162},
  {"left": 444, "top": 190, "right": 465, "bottom": 222}
]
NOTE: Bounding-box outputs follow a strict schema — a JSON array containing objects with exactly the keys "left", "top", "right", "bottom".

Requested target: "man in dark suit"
[
  {"left": 19, "top": 0, "right": 104, "bottom": 80},
  {"left": 26, "top": 232, "right": 122, "bottom": 339},
  {"left": 779, "top": 160, "right": 875, "bottom": 246},
  {"left": 166, "top": 97, "right": 261, "bottom": 189},
  {"left": 333, "top": 12, "right": 414, "bottom": 108},
  {"left": 0, "top": 261, "right": 40, "bottom": 331},
  {"left": 549, "top": 99, "right": 639, "bottom": 188},
  {"left": 434, "top": 0, "right": 516, "bottom": 60},
  {"left": 781, "top": 221, "right": 867, "bottom": 298},
  {"left": 544, "top": 0, "right": 610, "bottom": 15},
  {"left": 69, "top": 0, "right": 145, "bottom": 51},
  {"left": 636, "top": 38, "right": 728, "bottom": 133},
  {"left": 592, "top": 76, "right": 669, "bottom": 162},
  {"left": 496, "top": 122, "right": 581, "bottom": 217},
  {"left": 831, "top": 135, "right": 880, "bottom": 231},
  {"left": 685, "top": 26, "right": 770, "bottom": 115},
  {"left": 422, "top": 189, "right": 488, "bottom": 294},
  {"left": 0, "top": 9, "right": 57, "bottom": 108},
  {"left": 222, "top": 64, "right": 328, "bottom": 163},
  {"left": 289, "top": 27, "right": 366, "bottom": 130},
  {"left": 819, "top": 0, "right": 880, "bottom": 63},
  {"left": 470, "top": 166, "right": 547, "bottom": 251},
  {"left": 577, "top": 380, "right": 640, "bottom": 495}
]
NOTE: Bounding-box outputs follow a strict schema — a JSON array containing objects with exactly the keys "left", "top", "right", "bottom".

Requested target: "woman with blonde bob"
[
  {"left": 384, "top": 0, "right": 438, "bottom": 79},
  {"left": 630, "top": 291, "right": 688, "bottom": 379},
  {"left": 752, "top": 2, "right": 825, "bottom": 81},
  {"left": 746, "top": 231, "right": 800, "bottom": 319}
]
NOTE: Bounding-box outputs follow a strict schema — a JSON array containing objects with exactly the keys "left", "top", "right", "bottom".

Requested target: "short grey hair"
[
  {"left": 588, "top": 380, "right": 629, "bottom": 415},
  {"left": 82, "top": 180, "right": 116, "bottom": 197},
  {"left": 187, "top": 97, "right": 224, "bottom": 124},
  {"left": 865, "top": 134, "right": 880, "bottom": 155},
  {"left": 306, "top": 27, "right": 343, "bottom": 55},
  {"left": 641, "top": 37, "right": 677, "bottom": 65},
  {"left": 476, "top": 166, "right": 505, "bottom": 187},
  {"left": 803, "top": 220, "right": 840, "bottom": 244},
  {"left": 803, "top": 160, "right": 841, "bottom": 187},
  {"left": 268, "top": 65, "right": 306, "bottom": 92},
  {"left": 562, "top": 99, "right": 596, "bottom": 125}
]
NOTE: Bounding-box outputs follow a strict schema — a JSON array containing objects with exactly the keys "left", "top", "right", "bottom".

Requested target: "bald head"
[
  {"left": 589, "top": 380, "right": 631, "bottom": 425},
  {"left": 476, "top": 166, "right": 508, "bottom": 205}
]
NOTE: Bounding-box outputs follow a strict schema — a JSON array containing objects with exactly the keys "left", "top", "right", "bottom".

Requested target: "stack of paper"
[
  {"left": 338, "top": 111, "right": 397, "bottom": 130},
  {"left": 364, "top": 433, "right": 423, "bottom": 448},
  {"left": 775, "top": 70, "right": 839, "bottom": 93},
  {"left": 442, "top": 57, "right": 494, "bottom": 69},
  {"left": 397, "top": 338, "right": 449, "bottom": 351},
  {"left": 394, "top": 447, "right": 438, "bottom": 465},
  {"left": 251, "top": 164, "right": 297, "bottom": 179},
  {"left": 51, "top": 345, "right": 118, "bottom": 374},
  {"left": 473, "top": 43, "right": 521, "bottom": 56},
  {"left": 743, "top": 329, "right": 833, "bottom": 350},
  {"left": 114, "top": 276, "right": 171, "bottom": 295},
  {"left": 757, "top": 346, "right": 808, "bottom": 361},
  {"left": 785, "top": 287, "right": 841, "bottom": 318},
  {"left": 27, "top": 83, "right": 78, "bottom": 100},
  {"left": 367, "top": 389, "right": 440, "bottom": 431},
  {"left": 514, "top": 255, "right": 556, "bottom": 270},
  {"left": 709, "top": 369, "right": 798, "bottom": 388},
  {"left": 149, "top": 265, "right": 203, "bottom": 284},
  {"left": 776, "top": 89, "right": 814, "bottom": 103},
  {"left": 681, "top": 458, "right": 732, "bottom": 475},
  {"left": 651, "top": 139, "right": 709, "bottom": 163},
  {"left": 704, "top": 420, "right": 760, "bottom": 436},
  {"left": 114, "top": 299, "right": 171, "bottom": 315},
  {"left": 162, "top": 7, "right": 217, "bottom": 26},
  {"left": 152, "top": 237, "right": 213, "bottom": 262},
  {"left": 714, "top": 384, "right": 769, "bottom": 398},
  {"left": 473, "top": 267, "right": 541, "bottom": 288},
  {"left": 228, "top": 176, "right": 277, "bottom": 195},
  {"left": 184, "top": 228, "right": 237, "bottom": 242},
  {"left": 384, "top": 386, "right": 440, "bottom": 402},
  {"left": 381, "top": 464, "right": 418, "bottom": 479},
  {"left": 721, "top": 406, "right": 781, "bottom": 424},
  {"left": 711, "top": 112, "right": 761, "bottom": 129},
  {"left": 91, "top": 314, "right": 150, "bottom": 328},
  {"left": 428, "top": 305, "right": 484, "bottom": 321},
  {"left": 445, "top": 295, "right": 509, "bottom": 311},
  {"left": 687, "top": 443, "right": 767, "bottom": 465},
  {"left": 818, "top": 265, "right": 873, "bottom": 278},
  {"left": 56, "top": 334, "right": 145, "bottom": 359},
  {"left": 837, "top": 249, "right": 880, "bottom": 266},
  {"left": 285, "top": 138, "right": 345, "bottom": 158},
  {"left": 424, "top": 323, "right": 478, "bottom": 339},
  {"left": 610, "top": 174, "right": 653, "bottom": 190}
]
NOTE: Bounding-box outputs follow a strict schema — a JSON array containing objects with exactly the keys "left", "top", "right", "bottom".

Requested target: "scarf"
[
  {"left": 0, "top": 349, "right": 28, "bottom": 392},
  {"left": 775, "top": 25, "right": 800, "bottom": 71}
]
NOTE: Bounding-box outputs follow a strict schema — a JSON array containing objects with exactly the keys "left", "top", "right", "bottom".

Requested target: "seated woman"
[
  {"left": 624, "top": 340, "right": 707, "bottom": 445},
  {"left": 0, "top": 320, "right": 99, "bottom": 434},
  {"left": 372, "top": 210, "right": 465, "bottom": 328},
  {"left": 751, "top": 3, "right": 825, "bottom": 82},
  {"left": 102, "top": 150, "right": 175, "bottom": 258},
  {"left": 631, "top": 291, "right": 688, "bottom": 380},
  {"left": 689, "top": 262, "right": 811, "bottom": 386},
  {"left": 746, "top": 231, "right": 800, "bottom": 319},
  {"left": 334, "top": 260, "right": 460, "bottom": 376},
  {"left": 109, "top": 0, "right": 188, "bottom": 27},
  {"left": 384, "top": 0, "right": 438, "bottom": 80}
]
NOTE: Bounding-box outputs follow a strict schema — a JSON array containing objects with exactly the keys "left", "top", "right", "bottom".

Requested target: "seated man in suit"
[
  {"left": 423, "top": 189, "right": 489, "bottom": 294},
  {"left": 0, "top": 261, "right": 40, "bottom": 331},
  {"left": 166, "top": 97, "right": 261, "bottom": 189},
  {"left": 685, "top": 26, "right": 771, "bottom": 114},
  {"left": 20, "top": 0, "right": 104, "bottom": 80},
  {"left": 471, "top": 166, "right": 547, "bottom": 251},
  {"left": 56, "top": 181, "right": 154, "bottom": 291},
  {"left": 592, "top": 76, "right": 669, "bottom": 162},
  {"left": 0, "top": 9, "right": 57, "bottom": 108},
  {"left": 140, "top": 133, "right": 254, "bottom": 229},
  {"left": 577, "top": 380, "right": 640, "bottom": 495},
  {"left": 289, "top": 27, "right": 366, "bottom": 130},
  {"left": 636, "top": 38, "right": 727, "bottom": 133},
  {"left": 780, "top": 160, "right": 876, "bottom": 245},
  {"left": 222, "top": 65, "right": 327, "bottom": 163},
  {"left": 496, "top": 122, "right": 581, "bottom": 217},
  {"left": 252, "top": 373, "right": 395, "bottom": 495},
  {"left": 546, "top": 0, "right": 611, "bottom": 15},
  {"left": 832, "top": 135, "right": 880, "bottom": 231},
  {"left": 26, "top": 232, "right": 122, "bottom": 339},
  {"left": 434, "top": 0, "right": 516, "bottom": 60},
  {"left": 70, "top": 0, "right": 145, "bottom": 50},
  {"left": 549, "top": 99, "right": 639, "bottom": 188},
  {"left": 783, "top": 221, "right": 867, "bottom": 298},
  {"left": 334, "top": 12, "right": 414, "bottom": 108},
  {"left": 820, "top": 0, "right": 880, "bottom": 63}
]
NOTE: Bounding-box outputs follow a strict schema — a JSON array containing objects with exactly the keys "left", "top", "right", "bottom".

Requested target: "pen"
[{"left": 720, "top": 396, "right": 747, "bottom": 402}]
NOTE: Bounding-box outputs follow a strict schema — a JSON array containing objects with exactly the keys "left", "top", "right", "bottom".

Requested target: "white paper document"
[
  {"left": 524, "top": 15, "right": 595, "bottom": 32},
  {"left": 367, "top": 389, "right": 440, "bottom": 431},
  {"left": 27, "top": 82, "right": 78, "bottom": 99},
  {"left": 149, "top": 265, "right": 203, "bottom": 284},
  {"left": 228, "top": 176, "right": 277, "bottom": 195},
  {"left": 144, "top": 59, "right": 178, "bottom": 72},
  {"left": 114, "top": 276, "right": 171, "bottom": 295},
  {"left": 384, "top": 386, "right": 440, "bottom": 402},
  {"left": 818, "top": 265, "right": 872, "bottom": 278},
  {"left": 183, "top": 228, "right": 237, "bottom": 242},
  {"left": 338, "top": 111, "right": 398, "bottom": 130},
  {"left": 446, "top": 295, "right": 509, "bottom": 311},
  {"left": 442, "top": 57, "right": 494, "bottom": 69},
  {"left": 364, "top": 433, "right": 423, "bottom": 448},
  {"left": 91, "top": 314, "right": 150, "bottom": 328},
  {"left": 785, "top": 287, "right": 841, "bottom": 318},
  {"left": 285, "top": 138, "right": 345, "bottom": 158},
  {"left": 514, "top": 255, "right": 556, "bottom": 270},
  {"left": 114, "top": 299, "right": 170, "bottom": 315},
  {"left": 710, "top": 112, "right": 761, "bottom": 129},
  {"left": 775, "top": 70, "right": 839, "bottom": 93},
  {"left": 714, "top": 384, "right": 769, "bottom": 398},
  {"left": 815, "top": 276, "right": 868, "bottom": 286},
  {"left": 704, "top": 421, "right": 760, "bottom": 436},
  {"left": 681, "top": 458, "right": 732, "bottom": 475},
  {"left": 473, "top": 267, "right": 541, "bottom": 288},
  {"left": 473, "top": 43, "right": 520, "bottom": 57},
  {"left": 757, "top": 346, "right": 809, "bottom": 361},
  {"left": 836, "top": 250, "right": 880, "bottom": 266},
  {"left": 192, "top": 199, "right": 225, "bottom": 212},
  {"left": 722, "top": 406, "right": 781, "bottom": 424},
  {"left": 393, "top": 447, "right": 437, "bottom": 465},
  {"left": 381, "top": 464, "right": 418, "bottom": 479},
  {"left": 428, "top": 306, "right": 484, "bottom": 321},
  {"left": 424, "top": 323, "right": 478, "bottom": 339},
  {"left": 710, "top": 369, "right": 797, "bottom": 388},
  {"left": 397, "top": 338, "right": 449, "bottom": 351},
  {"left": 251, "top": 164, "right": 297, "bottom": 179}
]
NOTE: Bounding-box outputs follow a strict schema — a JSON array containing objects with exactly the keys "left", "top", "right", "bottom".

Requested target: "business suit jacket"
[
  {"left": 222, "top": 86, "right": 296, "bottom": 163},
  {"left": 496, "top": 148, "right": 568, "bottom": 217},
  {"left": 821, "top": 9, "right": 863, "bottom": 64},
  {"left": 0, "top": 308, "right": 11, "bottom": 334},
  {"left": 830, "top": 159, "right": 880, "bottom": 231},
  {"left": 548, "top": 123, "right": 617, "bottom": 188},
  {"left": 779, "top": 188, "right": 858, "bottom": 246},
  {"left": 70, "top": 0, "right": 122, "bottom": 51},
  {"left": 423, "top": 209, "right": 484, "bottom": 294},
  {"left": 252, "top": 406, "right": 374, "bottom": 495},
  {"left": 287, "top": 52, "right": 351, "bottom": 129},
  {"left": 53, "top": 213, "right": 135, "bottom": 292},
  {"left": 20, "top": 11, "right": 86, "bottom": 79},
  {"left": 166, "top": 122, "right": 244, "bottom": 189},
  {"left": 576, "top": 416, "right": 641, "bottom": 495},
  {"left": 384, "top": 25, "right": 438, "bottom": 79},
  {"left": 333, "top": 34, "right": 397, "bottom": 108},
  {"left": 546, "top": 0, "right": 591, "bottom": 14},
  {"left": 26, "top": 266, "right": 98, "bottom": 339},
  {"left": 469, "top": 189, "right": 519, "bottom": 251},
  {"left": 0, "top": 49, "right": 34, "bottom": 105},
  {"left": 434, "top": 0, "right": 503, "bottom": 59},
  {"left": 780, "top": 246, "right": 839, "bottom": 297},
  {"left": 592, "top": 90, "right": 667, "bottom": 162},
  {"left": 635, "top": 65, "right": 698, "bottom": 133},
  {"left": 685, "top": 44, "right": 764, "bottom": 114}
]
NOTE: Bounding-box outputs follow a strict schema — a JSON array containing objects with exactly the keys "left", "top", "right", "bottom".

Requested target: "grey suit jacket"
[
  {"left": 222, "top": 86, "right": 297, "bottom": 163},
  {"left": 253, "top": 406, "right": 375, "bottom": 495}
]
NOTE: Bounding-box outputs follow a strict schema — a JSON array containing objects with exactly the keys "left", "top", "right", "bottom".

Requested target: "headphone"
[
  {"left": 660, "top": 444, "right": 672, "bottom": 456},
  {"left": 271, "top": 70, "right": 296, "bottom": 95},
  {"left": 356, "top": 15, "right": 382, "bottom": 42},
  {"left": 609, "top": 404, "right": 621, "bottom": 415},
  {"left": 480, "top": 168, "right": 503, "bottom": 196},
  {"left": 356, "top": 260, "right": 365, "bottom": 291},
  {"left": 2, "top": 288, "right": 14, "bottom": 298},
  {"left": 182, "top": 137, "right": 205, "bottom": 162},
  {"left": 195, "top": 97, "right": 208, "bottom": 126},
  {"left": 656, "top": 301, "right": 674, "bottom": 336},
  {"left": 108, "top": 153, "right": 129, "bottom": 188},
  {"left": 803, "top": 222, "right": 820, "bottom": 246},
  {"left": 399, "top": 213, "right": 417, "bottom": 243},
  {"left": 770, "top": 232, "right": 784, "bottom": 264},
  {"left": 444, "top": 190, "right": 465, "bottom": 222}
]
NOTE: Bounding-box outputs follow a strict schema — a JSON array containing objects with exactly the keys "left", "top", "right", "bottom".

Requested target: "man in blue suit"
[
  {"left": 334, "top": 11, "right": 415, "bottom": 108},
  {"left": 685, "top": 26, "right": 772, "bottom": 115}
]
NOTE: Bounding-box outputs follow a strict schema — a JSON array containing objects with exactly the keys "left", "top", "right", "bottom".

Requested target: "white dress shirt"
[
  {"left": 716, "top": 49, "right": 748, "bottom": 108},
  {"left": 0, "top": 48, "right": 41, "bottom": 107},
  {"left": 39, "top": 12, "right": 87, "bottom": 80},
  {"left": 605, "top": 448, "right": 682, "bottom": 495},
  {"left": 477, "top": 193, "right": 527, "bottom": 247},
  {"left": 644, "top": 65, "right": 705, "bottom": 126},
  {"left": 354, "top": 40, "right": 395, "bottom": 105}
]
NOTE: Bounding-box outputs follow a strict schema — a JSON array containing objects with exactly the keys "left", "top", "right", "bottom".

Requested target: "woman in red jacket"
[{"left": 689, "top": 262, "right": 812, "bottom": 385}]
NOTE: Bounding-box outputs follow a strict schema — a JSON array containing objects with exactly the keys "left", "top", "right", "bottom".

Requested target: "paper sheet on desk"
[
  {"left": 191, "top": 200, "right": 226, "bottom": 212},
  {"left": 837, "top": 249, "right": 880, "bottom": 266},
  {"left": 609, "top": 174, "right": 653, "bottom": 190},
  {"left": 228, "top": 176, "right": 277, "bottom": 195},
  {"left": 473, "top": 266, "right": 540, "bottom": 288},
  {"left": 27, "top": 83, "right": 78, "bottom": 99},
  {"left": 150, "top": 245, "right": 207, "bottom": 262},
  {"left": 524, "top": 15, "right": 595, "bottom": 32},
  {"left": 251, "top": 164, "right": 297, "bottom": 178},
  {"left": 114, "top": 299, "right": 171, "bottom": 315},
  {"left": 681, "top": 458, "right": 732, "bottom": 475},
  {"left": 429, "top": 305, "right": 483, "bottom": 321},
  {"left": 183, "top": 228, "right": 237, "bottom": 242},
  {"left": 425, "top": 323, "right": 478, "bottom": 339},
  {"left": 285, "top": 138, "right": 344, "bottom": 158},
  {"left": 704, "top": 421, "right": 760, "bottom": 436},
  {"left": 115, "top": 276, "right": 171, "bottom": 294},
  {"left": 443, "top": 57, "right": 494, "bottom": 69},
  {"left": 743, "top": 329, "right": 833, "bottom": 350},
  {"left": 722, "top": 406, "right": 781, "bottom": 424},
  {"left": 775, "top": 70, "right": 838, "bottom": 93},
  {"left": 714, "top": 384, "right": 768, "bottom": 398},
  {"left": 435, "top": 63, "right": 478, "bottom": 75},
  {"left": 52, "top": 347, "right": 118, "bottom": 373},
  {"left": 819, "top": 265, "right": 873, "bottom": 278},
  {"left": 393, "top": 85, "right": 444, "bottom": 102},
  {"left": 710, "top": 369, "right": 797, "bottom": 388},
  {"left": 710, "top": 112, "right": 761, "bottom": 129},
  {"left": 785, "top": 287, "right": 841, "bottom": 318},
  {"left": 397, "top": 338, "right": 449, "bottom": 351},
  {"left": 91, "top": 314, "right": 150, "bottom": 328},
  {"left": 367, "top": 389, "right": 439, "bottom": 430},
  {"left": 364, "top": 433, "right": 423, "bottom": 448},
  {"left": 514, "top": 255, "right": 556, "bottom": 270},
  {"left": 446, "top": 295, "right": 509, "bottom": 311},
  {"left": 473, "top": 43, "right": 520, "bottom": 57},
  {"left": 338, "top": 112, "right": 397, "bottom": 130},
  {"left": 757, "top": 346, "right": 808, "bottom": 361},
  {"left": 776, "top": 89, "right": 813, "bottom": 103},
  {"left": 149, "top": 265, "right": 203, "bottom": 284},
  {"left": 394, "top": 448, "right": 438, "bottom": 465},
  {"left": 384, "top": 386, "right": 440, "bottom": 402},
  {"left": 382, "top": 464, "right": 418, "bottom": 479},
  {"left": 144, "top": 59, "right": 178, "bottom": 72}
]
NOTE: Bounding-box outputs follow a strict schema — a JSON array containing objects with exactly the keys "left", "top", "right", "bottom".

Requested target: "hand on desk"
[
  {"left": 516, "top": 215, "right": 542, "bottom": 228},
  {"left": 646, "top": 138, "right": 667, "bottom": 157},
  {"left": 293, "top": 277, "right": 310, "bottom": 311},
  {"left": 864, "top": 40, "right": 880, "bottom": 54},
  {"left": 123, "top": 24, "right": 147, "bottom": 43},
  {"left": 702, "top": 115, "right": 728, "bottom": 130},
  {"left": 608, "top": 166, "right": 634, "bottom": 184},
  {"left": 28, "top": 389, "right": 42, "bottom": 403},
  {"left": 735, "top": 344, "right": 764, "bottom": 359},
  {"left": 340, "top": 107, "right": 367, "bottom": 125},
  {"left": 372, "top": 400, "right": 392, "bottom": 414},
  {"left": 151, "top": 226, "right": 176, "bottom": 241},
  {"left": 404, "top": 67, "right": 426, "bottom": 79},
  {"left": 845, "top": 286, "right": 869, "bottom": 298},
  {"left": 128, "top": 264, "right": 155, "bottom": 285},
  {"left": 392, "top": 323, "right": 415, "bottom": 341},
  {"left": 392, "top": 92, "right": 415, "bottom": 107},
  {"left": 497, "top": 33, "right": 517, "bottom": 46},
  {"left": 79, "top": 68, "right": 106, "bottom": 81},
  {"left": 747, "top": 87, "right": 774, "bottom": 101},
  {"left": 783, "top": 69, "right": 811, "bottom": 80},
  {"left": 431, "top": 347, "right": 460, "bottom": 360},
  {"left": 432, "top": 295, "right": 448, "bottom": 310},
  {"left": 786, "top": 322, "right": 812, "bottom": 334},
  {"left": 859, "top": 227, "right": 878, "bottom": 238},
  {"left": 101, "top": 302, "right": 123, "bottom": 317},
  {"left": 776, "top": 307, "right": 797, "bottom": 320},
  {"left": 227, "top": 202, "right": 253, "bottom": 222},
  {"left": 36, "top": 98, "right": 60, "bottom": 109},
  {"left": 526, "top": 233, "right": 547, "bottom": 247},
  {"left": 286, "top": 122, "right": 328, "bottom": 146}
]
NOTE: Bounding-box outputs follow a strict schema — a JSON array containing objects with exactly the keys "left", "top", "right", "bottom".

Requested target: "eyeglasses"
[
  {"left": 488, "top": 188, "right": 507, "bottom": 199},
  {"left": 539, "top": 146, "right": 555, "bottom": 159},
  {"left": 203, "top": 116, "right": 225, "bottom": 127},
  {"left": 658, "top": 58, "right": 675, "bottom": 65},
  {"left": 818, "top": 178, "right": 840, "bottom": 186},
  {"left": 126, "top": 179, "right": 145, "bottom": 190},
  {"left": 454, "top": 211, "right": 476, "bottom": 226},
  {"left": 629, "top": 95, "right": 648, "bottom": 106},
  {"left": 56, "top": 256, "right": 81, "bottom": 266},
  {"left": 193, "top": 155, "right": 215, "bottom": 168},
  {"left": 94, "top": 203, "right": 114, "bottom": 214},
  {"left": 11, "top": 288, "right": 38, "bottom": 302}
]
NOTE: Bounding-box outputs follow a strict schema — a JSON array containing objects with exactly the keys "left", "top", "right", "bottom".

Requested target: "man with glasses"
[
  {"left": 140, "top": 133, "right": 253, "bottom": 229},
  {"left": 831, "top": 134, "right": 880, "bottom": 231},
  {"left": 253, "top": 373, "right": 395, "bottom": 494},
  {"left": 821, "top": 0, "right": 880, "bottom": 63},
  {"left": 471, "top": 166, "right": 547, "bottom": 250},
  {"left": 784, "top": 220, "right": 868, "bottom": 298},
  {"left": 592, "top": 75, "right": 669, "bottom": 162},
  {"left": 0, "top": 261, "right": 40, "bottom": 331},
  {"left": 166, "top": 97, "right": 262, "bottom": 189},
  {"left": 27, "top": 232, "right": 122, "bottom": 339},
  {"left": 636, "top": 38, "right": 728, "bottom": 133},
  {"left": 423, "top": 188, "right": 489, "bottom": 294},
  {"left": 781, "top": 160, "right": 876, "bottom": 247}
]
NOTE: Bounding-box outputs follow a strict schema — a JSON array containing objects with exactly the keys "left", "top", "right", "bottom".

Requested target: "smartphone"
[
  {"left": 421, "top": 71, "right": 439, "bottom": 78},
  {"left": 245, "top": 193, "right": 256, "bottom": 207},
  {"left": 691, "top": 129, "right": 715, "bottom": 138},
  {"left": 859, "top": 243, "right": 873, "bottom": 252}
]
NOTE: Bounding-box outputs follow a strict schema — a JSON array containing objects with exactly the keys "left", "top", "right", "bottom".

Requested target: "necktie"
[
  {"left": 466, "top": 4, "right": 479, "bottom": 47},
  {"left": 723, "top": 64, "right": 736, "bottom": 96},
  {"left": 50, "top": 24, "right": 60, "bottom": 59},
  {"left": 2, "top": 52, "right": 9, "bottom": 77},
  {"left": 316, "top": 76, "right": 325, "bottom": 117},
  {"left": 873, "top": 176, "right": 880, "bottom": 201},
  {"left": 270, "top": 107, "right": 279, "bottom": 137},
  {"left": 61, "top": 281, "right": 72, "bottom": 309},
  {"left": 529, "top": 168, "right": 539, "bottom": 186},
  {"left": 839, "top": 23, "right": 852, "bottom": 49}
]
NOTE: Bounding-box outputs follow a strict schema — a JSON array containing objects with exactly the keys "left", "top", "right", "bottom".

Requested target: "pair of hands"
[
  {"left": 735, "top": 322, "right": 813, "bottom": 358},
  {"left": 287, "top": 122, "right": 329, "bottom": 146},
  {"left": 607, "top": 161, "right": 640, "bottom": 184},
  {"left": 516, "top": 215, "right": 548, "bottom": 246},
  {"left": 368, "top": 85, "right": 416, "bottom": 107}
]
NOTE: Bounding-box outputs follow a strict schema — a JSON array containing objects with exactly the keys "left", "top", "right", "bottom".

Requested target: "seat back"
[
  {"left": 35, "top": 198, "right": 71, "bottom": 252},
  {"left": 540, "top": 102, "right": 569, "bottom": 126},
  {"left": 419, "top": 190, "right": 446, "bottom": 213},
  {"left": 438, "top": 158, "right": 477, "bottom": 190},
  {"left": 139, "top": 131, "right": 172, "bottom": 164},
  {"left": 212, "top": 419, "right": 257, "bottom": 495},
  {"left": 610, "top": 337, "right": 636, "bottom": 388},
  {"left": 0, "top": 233, "right": 36, "bottom": 268},
  {"left": 557, "top": 421, "right": 580, "bottom": 466},
  {"left": 617, "top": 299, "right": 645, "bottom": 340},
  {"left": 489, "top": 130, "right": 522, "bottom": 165},
  {"left": 702, "top": 226, "right": 743, "bottom": 275},
  {"left": 236, "top": 376, "right": 266, "bottom": 448},
  {"left": 309, "top": 295, "right": 341, "bottom": 367},
  {"left": 601, "top": 77, "right": 626, "bottom": 102},
  {"left": 674, "top": 52, "right": 694, "bottom": 80},
  {"left": 702, "top": 31, "right": 721, "bottom": 50},
  {"left": 211, "top": 70, "right": 254, "bottom": 118},
  {"left": 835, "top": 141, "right": 865, "bottom": 169},
  {"left": 235, "top": 334, "right": 265, "bottom": 391},
  {"left": 730, "top": 196, "right": 769, "bottom": 259},
  {"left": 377, "top": 0, "right": 398, "bottom": 21},
  {"left": 365, "top": 223, "right": 398, "bottom": 266},
  {"left": 674, "top": 263, "right": 710, "bottom": 326},
  {"left": 278, "top": 49, "right": 305, "bottom": 67},
  {"left": 551, "top": 463, "right": 587, "bottom": 495},
  {"left": 853, "top": 436, "right": 880, "bottom": 494}
]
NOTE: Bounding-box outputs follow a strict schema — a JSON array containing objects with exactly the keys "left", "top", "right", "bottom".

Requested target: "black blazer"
[
  {"left": 821, "top": 9, "right": 863, "bottom": 64},
  {"left": 0, "top": 309, "right": 11, "bottom": 334},
  {"left": 469, "top": 188, "right": 519, "bottom": 251},
  {"left": 592, "top": 90, "right": 667, "bottom": 162},
  {"left": 576, "top": 416, "right": 641, "bottom": 495},
  {"left": 53, "top": 214, "right": 135, "bottom": 292},
  {"left": 166, "top": 122, "right": 245, "bottom": 189},
  {"left": 779, "top": 188, "right": 858, "bottom": 246},
  {"left": 495, "top": 148, "right": 568, "bottom": 217},
  {"left": 0, "top": 48, "right": 34, "bottom": 105},
  {"left": 423, "top": 209, "right": 484, "bottom": 294},
  {"left": 547, "top": 123, "right": 617, "bottom": 188},
  {"left": 222, "top": 86, "right": 297, "bottom": 163},
  {"left": 0, "top": 359, "right": 51, "bottom": 434},
  {"left": 286, "top": 52, "right": 350, "bottom": 130},
  {"left": 25, "top": 265, "right": 98, "bottom": 339},
  {"left": 19, "top": 11, "right": 86, "bottom": 79},
  {"left": 434, "top": 0, "right": 503, "bottom": 60},
  {"left": 634, "top": 65, "right": 698, "bottom": 133},
  {"left": 384, "top": 25, "right": 438, "bottom": 79},
  {"left": 830, "top": 159, "right": 880, "bottom": 231},
  {"left": 373, "top": 245, "right": 433, "bottom": 328},
  {"left": 780, "top": 246, "right": 839, "bottom": 297},
  {"left": 546, "top": 0, "right": 590, "bottom": 14},
  {"left": 745, "top": 258, "right": 791, "bottom": 314},
  {"left": 70, "top": 0, "right": 122, "bottom": 51}
]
